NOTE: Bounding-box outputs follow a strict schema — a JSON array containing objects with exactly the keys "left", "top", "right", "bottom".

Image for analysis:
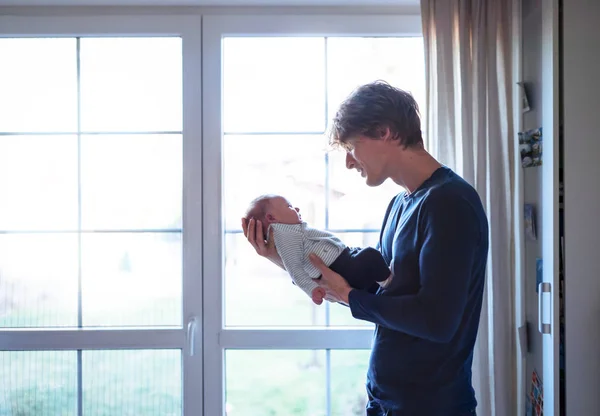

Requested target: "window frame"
[
  {"left": 0, "top": 14, "right": 204, "bottom": 416},
  {"left": 201, "top": 13, "right": 422, "bottom": 416}
]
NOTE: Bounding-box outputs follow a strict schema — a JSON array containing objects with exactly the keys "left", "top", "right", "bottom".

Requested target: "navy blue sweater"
[{"left": 348, "top": 166, "right": 489, "bottom": 414}]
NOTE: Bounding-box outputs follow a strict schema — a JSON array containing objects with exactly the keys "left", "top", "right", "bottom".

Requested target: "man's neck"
[{"left": 390, "top": 149, "right": 443, "bottom": 194}]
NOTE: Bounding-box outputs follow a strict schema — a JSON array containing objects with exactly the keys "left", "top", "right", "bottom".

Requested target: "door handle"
[
  {"left": 187, "top": 316, "right": 199, "bottom": 356},
  {"left": 538, "top": 282, "right": 552, "bottom": 334}
]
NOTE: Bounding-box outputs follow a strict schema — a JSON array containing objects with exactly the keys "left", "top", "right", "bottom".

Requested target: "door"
[
  {"left": 201, "top": 14, "right": 425, "bottom": 416},
  {"left": 0, "top": 15, "right": 203, "bottom": 415}
]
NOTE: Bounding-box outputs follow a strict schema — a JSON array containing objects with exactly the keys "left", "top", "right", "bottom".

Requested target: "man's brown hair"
[{"left": 329, "top": 80, "right": 423, "bottom": 149}]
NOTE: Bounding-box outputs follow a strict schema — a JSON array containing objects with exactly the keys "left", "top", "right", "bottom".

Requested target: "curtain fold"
[{"left": 420, "top": 1, "right": 517, "bottom": 415}]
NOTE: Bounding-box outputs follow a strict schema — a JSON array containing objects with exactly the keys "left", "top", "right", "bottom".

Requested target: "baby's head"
[{"left": 245, "top": 195, "right": 302, "bottom": 238}]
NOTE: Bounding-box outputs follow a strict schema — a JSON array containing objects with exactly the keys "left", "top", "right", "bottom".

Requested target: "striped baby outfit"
[{"left": 270, "top": 222, "right": 346, "bottom": 297}]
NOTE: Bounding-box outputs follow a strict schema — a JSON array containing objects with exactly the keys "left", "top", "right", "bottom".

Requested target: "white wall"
[
  {"left": 0, "top": 4, "right": 420, "bottom": 15},
  {"left": 563, "top": 0, "right": 600, "bottom": 414}
]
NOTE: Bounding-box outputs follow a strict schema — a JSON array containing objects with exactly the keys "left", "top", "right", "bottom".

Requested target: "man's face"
[
  {"left": 267, "top": 197, "right": 302, "bottom": 224},
  {"left": 344, "top": 136, "right": 391, "bottom": 187}
]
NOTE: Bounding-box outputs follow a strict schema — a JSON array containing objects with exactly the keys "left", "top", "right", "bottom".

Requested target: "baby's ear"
[{"left": 266, "top": 213, "right": 276, "bottom": 222}]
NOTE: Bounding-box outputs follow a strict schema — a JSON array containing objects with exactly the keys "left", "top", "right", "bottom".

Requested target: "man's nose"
[
  {"left": 295, "top": 207, "right": 300, "bottom": 213},
  {"left": 346, "top": 152, "right": 356, "bottom": 169}
]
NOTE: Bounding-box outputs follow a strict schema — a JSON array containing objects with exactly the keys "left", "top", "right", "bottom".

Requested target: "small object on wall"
[
  {"left": 518, "top": 321, "right": 530, "bottom": 355},
  {"left": 536, "top": 258, "right": 543, "bottom": 293},
  {"left": 519, "top": 127, "right": 543, "bottom": 168},
  {"left": 518, "top": 81, "right": 532, "bottom": 112},
  {"left": 524, "top": 204, "right": 538, "bottom": 241}
]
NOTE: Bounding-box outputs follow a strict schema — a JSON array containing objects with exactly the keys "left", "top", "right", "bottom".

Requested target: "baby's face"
[{"left": 268, "top": 197, "right": 302, "bottom": 224}]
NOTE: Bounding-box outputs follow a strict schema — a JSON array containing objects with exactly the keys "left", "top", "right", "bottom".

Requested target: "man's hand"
[
  {"left": 309, "top": 253, "right": 352, "bottom": 305},
  {"left": 241, "top": 217, "right": 285, "bottom": 270}
]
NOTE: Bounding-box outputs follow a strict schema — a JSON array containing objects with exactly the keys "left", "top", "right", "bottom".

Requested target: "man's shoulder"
[{"left": 420, "top": 172, "right": 481, "bottom": 210}]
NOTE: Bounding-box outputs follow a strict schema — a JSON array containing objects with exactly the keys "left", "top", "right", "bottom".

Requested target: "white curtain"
[{"left": 420, "top": 1, "right": 518, "bottom": 415}]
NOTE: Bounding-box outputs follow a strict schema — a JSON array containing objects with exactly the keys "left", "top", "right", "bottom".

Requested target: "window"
[
  {"left": 0, "top": 13, "right": 423, "bottom": 416},
  {"left": 0, "top": 16, "right": 203, "bottom": 415},
  {"left": 203, "top": 15, "right": 424, "bottom": 416}
]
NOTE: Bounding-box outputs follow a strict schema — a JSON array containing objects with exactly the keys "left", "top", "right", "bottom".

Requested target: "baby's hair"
[{"left": 245, "top": 194, "right": 280, "bottom": 238}]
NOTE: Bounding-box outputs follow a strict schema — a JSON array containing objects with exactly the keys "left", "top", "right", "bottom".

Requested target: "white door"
[
  {"left": 0, "top": 16, "right": 203, "bottom": 415},
  {"left": 539, "top": 0, "right": 560, "bottom": 414},
  {"left": 201, "top": 14, "right": 425, "bottom": 416}
]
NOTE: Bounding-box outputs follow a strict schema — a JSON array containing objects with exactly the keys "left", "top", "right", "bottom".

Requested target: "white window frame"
[
  {"left": 0, "top": 15, "right": 204, "bottom": 416},
  {"left": 202, "top": 14, "right": 422, "bottom": 416}
]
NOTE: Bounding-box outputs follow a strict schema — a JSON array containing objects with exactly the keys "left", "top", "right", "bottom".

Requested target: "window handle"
[
  {"left": 538, "top": 282, "right": 552, "bottom": 334},
  {"left": 187, "top": 316, "right": 199, "bottom": 356}
]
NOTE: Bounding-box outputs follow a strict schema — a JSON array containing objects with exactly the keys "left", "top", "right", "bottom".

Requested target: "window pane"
[
  {"left": 225, "top": 232, "right": 326, "bottom": 327},
  {"left": 81, "top": 233, "right": 181, "bottom": 327},
  {"left": 225, "top": 350, "right": 326, "bottom": 415},
  {"left": 0, "top": 135, "right": 78, "bottom": 231},
  {"left": 327, "top": 232, "right": 379, "bottom": 327},
  {"left": 83, "top": 350, "right": 181, "bottom": 415},
  {"left": 328, "top": 149, "right": 399, "bottom": 230},
  {"left": 223, "top": 134, "right": 327, "bottom": 231},
  {"left": 80, "top": 134, "right": 182, "bottom": 230},
  {"left": 0, "top": 234, "right": 78, "bottom": 328},
  {"left": 80, "top": 38, "right": 182, "bottom": 132},
  {"left": 330, "top": 350, "right": 371, "bottom": 416},
  {"left": 327, "top": 37, "right": 426, "bottom": 121},
  {"left": 0, "top": 38, "right": 77, "bottom": 133},
  {"left": 0, "top": 351, "right": 77, "bottom": 415},
  {"left": 223, "top": 37, "right": 326, "bottom": 133}
]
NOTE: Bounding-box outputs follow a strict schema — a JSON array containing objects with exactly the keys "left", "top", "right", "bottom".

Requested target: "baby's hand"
[{"left": 311, "top": 287, "right": 326, "bottom": 305}]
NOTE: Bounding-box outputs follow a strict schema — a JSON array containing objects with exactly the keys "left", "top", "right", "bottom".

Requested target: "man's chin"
[{"left": 365, "top": 176, "right": 383, "bottom": 187}]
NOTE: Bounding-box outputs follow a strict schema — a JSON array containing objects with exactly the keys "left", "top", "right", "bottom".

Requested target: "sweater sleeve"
[{"left": 348, "top": 191, "right": 481, "bottom": 343}]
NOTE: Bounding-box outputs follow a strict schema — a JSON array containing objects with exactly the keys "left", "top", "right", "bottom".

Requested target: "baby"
[{"left": 244, "top": 194, "right": 393, "bottom": 304}]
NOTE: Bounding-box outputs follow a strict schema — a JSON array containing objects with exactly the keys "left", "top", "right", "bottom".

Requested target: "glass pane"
[
  {"left": 0, "top": 351, "right": 77, "bottom": 415},
  {"left": 223, "top": 37, "right": 326, "bottom": 133},
  {"left": 80, "top": 37, "right": 182, "bottom": 132},
  {"left": 330, "top": 350, "right": 371, "bottom": 416},
  {"left": 80, "top": 134, "right": 182, "bottom": 230},
  {"left": 81, "top": 233, "right": 182, "bottom": 327},
  {"left": 223, "top": 134, "right": 327, "bottom": 231},
  {"left": 0, "top": 38, "right": 77, "bottom": 133},
  {"left": 225, "top": 350, "right": 326, "bottom": 415},
  {"left": 0, "top": 135, "right": 78, "bottom": 231},
  {"left": 225, "top": 232, "right": 326, "bottom": 327},
  {"left": 327, "top": 37, "right": 426, "bottom": 121},
  {"left": 83, "top": 350, "right": 181, "bottom": 415},
  {"left": 327, "top": 232, "right": 379, "bottom": 327},
  {"left": 327, "top": 149, "right": 399, "bottom": 230},
  {"left": 0, "top": 234, "right": 78, "bottom": 328}
]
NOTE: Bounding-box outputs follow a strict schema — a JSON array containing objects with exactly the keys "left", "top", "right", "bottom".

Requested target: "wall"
[
  {"left": 563, "top": 0, "right": 600, "bottom": 413},
  {"left": 0, "top": 4, "right": 420, "bottom": 15}
]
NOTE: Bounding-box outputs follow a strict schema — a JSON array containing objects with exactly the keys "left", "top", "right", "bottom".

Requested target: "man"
[{"left": 242, "top": 81, "right": 488, "bottom": 415}]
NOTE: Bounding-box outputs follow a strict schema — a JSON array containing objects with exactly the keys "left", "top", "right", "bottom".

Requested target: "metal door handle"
[
  {"left": 187, "top": 316, "right": 199, "bottom": 356},
  {"left": 538, "top": 282, "right": 552, "bottom": 334}
]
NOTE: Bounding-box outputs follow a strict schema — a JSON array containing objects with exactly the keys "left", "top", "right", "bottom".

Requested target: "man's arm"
[{"left": 348, "top": 193, "right": 481, "bottom": 343}]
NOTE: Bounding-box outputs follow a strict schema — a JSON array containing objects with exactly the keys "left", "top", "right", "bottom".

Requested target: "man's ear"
[
  {"left": 380, "top": 126, "right": 393, "bottom": 142},
  {"left": 266, "top": 213, "right": 276, "bottom": 222}
]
